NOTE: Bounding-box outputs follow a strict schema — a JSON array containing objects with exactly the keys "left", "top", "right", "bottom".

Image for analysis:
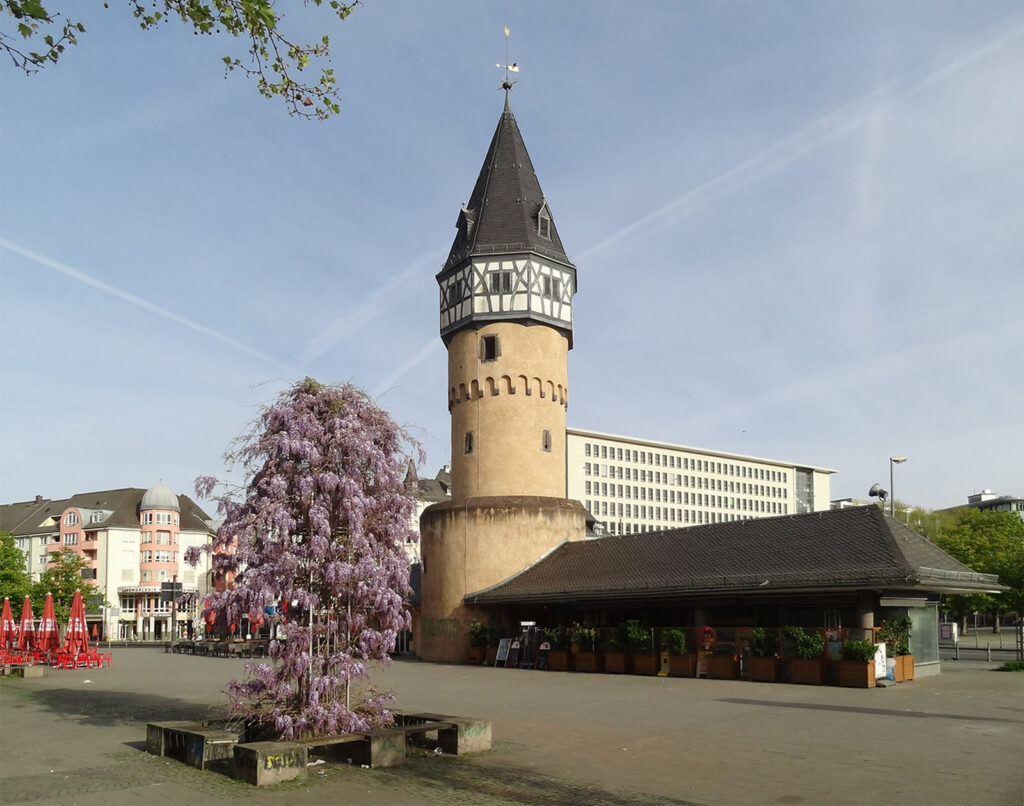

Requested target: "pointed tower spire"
[{"left": 437, "top": 94, "right": 577, "bottom": 348}]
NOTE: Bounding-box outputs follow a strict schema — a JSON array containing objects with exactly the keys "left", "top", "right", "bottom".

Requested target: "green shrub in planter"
[
  {"left": 842, "top": 639, "right": 877, "bottom": 662},
  {"left": 572, "top": 622, "right": 597, "bottom": 650},
  {"left": 876, "top": 616, "right": 912, "bottom": 656},
  {"left": 604, "top": 630, "right": 624, "bottom": 652},
  {"left": 469, "top": 621, "right": 489, "bottom": 648},
  {"left": 750, "top": 627, "right": 779, "bottom": 657},
  {"left": 661, "top": 628, "right": 687, "bottom": 656},
  {"left": 784, "top": 626, "right": 824, "bottom": 659},
  {"left": 624, "top": 620, "right": 651, "bottom": 653},
  {"left": 546, "top": 624, "right": 568, "bottom": 651}
]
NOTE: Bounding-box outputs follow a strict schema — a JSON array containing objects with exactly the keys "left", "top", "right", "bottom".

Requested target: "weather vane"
[{"left": 496, "top": 25, "right": 519, "bottom": 91}]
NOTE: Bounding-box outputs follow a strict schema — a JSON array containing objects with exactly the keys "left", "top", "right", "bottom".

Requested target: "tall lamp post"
[{"left": 889, "top": 456, "right": 907, "bottom": 517}]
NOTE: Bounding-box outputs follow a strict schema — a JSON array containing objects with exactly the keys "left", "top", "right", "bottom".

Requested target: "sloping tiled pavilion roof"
[{"left": 465, "top": 505, "right": 1003, "bottom": 605}]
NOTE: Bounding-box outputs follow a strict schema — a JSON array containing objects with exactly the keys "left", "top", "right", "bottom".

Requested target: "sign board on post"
[{"left": 159, "top": 582, "right": 184, "bottom": 603}]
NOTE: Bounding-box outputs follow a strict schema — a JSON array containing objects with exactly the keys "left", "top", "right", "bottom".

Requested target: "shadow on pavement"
[
  {"left": 719, "top": 697, "right": 1024, "bottom": 724},
  {"left": 16, "top": 686, "right": 230, "bottom": 727},
  {"left": 374, "top": 751, "right": 700, "bottom": 806}
]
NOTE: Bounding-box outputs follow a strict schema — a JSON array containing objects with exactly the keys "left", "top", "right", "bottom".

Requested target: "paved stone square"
[{"left": 1, "top": 649, "right": 1021, "bottom": 805}]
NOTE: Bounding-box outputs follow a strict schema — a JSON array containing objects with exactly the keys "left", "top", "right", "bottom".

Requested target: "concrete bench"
[
  {"left": 233, "top": 741, "right": 308, "bottom": 786},
  {"left": 298, "top": 728, "right": 407, "bottom": 768},
  {"left": 396, "top": 712, "right": 492, "bottom": 754},
  {"left": 146, "top": 721, "right": 243, "bottom": 769},
  {"left": 11, "top": 664, "right": 44, "bottom": 678}
]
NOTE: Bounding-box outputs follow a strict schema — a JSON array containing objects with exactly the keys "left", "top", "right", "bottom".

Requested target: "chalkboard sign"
[
  {"left": 536, "top": 641, "right": 550, "bottom": 670},
  {"left": 505, "top": 639, "right": 521, "bottom": 668},
  {"left": 495, "top": 638, "right": 511, "bottom": 666}
]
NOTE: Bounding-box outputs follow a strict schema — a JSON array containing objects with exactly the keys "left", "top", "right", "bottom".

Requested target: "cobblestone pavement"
[{"left": 1, "top": 650, "right": 1021, "bottom": 805}]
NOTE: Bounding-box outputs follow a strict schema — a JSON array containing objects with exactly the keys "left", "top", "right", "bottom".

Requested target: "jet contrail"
[
  {"left": 372, "top": 338, "right": 441, "bottom": 400},
  {"left": 302, "top": 247, "right": 445, "bottom": 363},
  {"left": 576, "top": 19, "right": 1024, "bottom": 265},
  {"left": 0, "top": 238, "right": 294, "bottom": 371}
]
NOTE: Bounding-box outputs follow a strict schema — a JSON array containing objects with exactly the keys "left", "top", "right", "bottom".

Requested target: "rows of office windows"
[
  {"left": 583, "top": 442, "right": 788, "bottom": 484},
  {"left": 584, "top": 479, "right": 788, "bottom": 503},
  {"left": 584, "top": 499, "right": 787, "bottom": 530}
]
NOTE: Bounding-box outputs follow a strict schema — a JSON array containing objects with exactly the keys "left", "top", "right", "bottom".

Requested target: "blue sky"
[{"left": 2, "top": 2, "right": 1022, "bottom": 514}]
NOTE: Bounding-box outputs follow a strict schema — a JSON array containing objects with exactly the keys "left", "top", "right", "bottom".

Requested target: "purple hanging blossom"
[{"left": 190, "top": 378, "right": 421, "bottom": 739}]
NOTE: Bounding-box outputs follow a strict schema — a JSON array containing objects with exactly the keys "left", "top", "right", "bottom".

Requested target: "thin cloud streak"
[
  {"left": 372, "top": 338, "right": 440, "bottom": 400},
  {"left": 352, "top": 21, "right": 1024, "bottom": 404},
  {"left": 673, "top": 286, "right": 1024, "bottom": 436},
  {"left": 577, "top": 19, "right": 1024, "bottom": 267},
  {"left": 0, "top": 238, "right": 294, "bottom": 372},
  {"left": 302, "top": 247, "right": 445, "bottom": 363}
]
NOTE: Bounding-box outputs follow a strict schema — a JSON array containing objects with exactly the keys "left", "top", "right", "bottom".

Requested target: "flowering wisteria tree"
[{"left": 188, "top": 378, "right": 420, "bottom": 740}]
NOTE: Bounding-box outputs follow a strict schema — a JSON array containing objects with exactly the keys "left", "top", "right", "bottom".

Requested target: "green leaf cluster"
[
  {"left": 660, "top": 628, "right": 687, "bottom": 656},
  {"left": 3, "top": 0, "right": 360, "bottom": 119},
  {"left": 876, "top": 616, "right": 912, "bottom": 657},
  {"left": 750, "top": 627, "right": 779, "bottom": 658},
  {"left": 468, "top": 621, "right": 488, "bottom": 648},
  {"left": 841, "top": 639, "right": 877, "bottom": 663},
  {"left": 0, "top": 531, "right": 33, "bottom": 604},
  {"left": 32, "top": 548, "right": 104, "bottom": 624},
  {"left": 784, "top": 625, "right": 824, "bottom": 660},
  {"left": 933, "top": 509, "right": 1024, "bottom": 620}
]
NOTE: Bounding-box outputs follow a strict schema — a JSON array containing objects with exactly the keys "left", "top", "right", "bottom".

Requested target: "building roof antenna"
[{"left": 496, "top": 25, "right": 519, "bottom": 93}]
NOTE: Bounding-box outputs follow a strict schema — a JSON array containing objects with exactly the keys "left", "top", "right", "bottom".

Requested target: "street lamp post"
[{"left": 889, "top": 457, "right": 907, "bottom": 517}]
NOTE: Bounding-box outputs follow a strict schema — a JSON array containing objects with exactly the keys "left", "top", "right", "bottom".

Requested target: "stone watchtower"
[{"left": 417, "top": 89, "right": 587, "bottom": 662}]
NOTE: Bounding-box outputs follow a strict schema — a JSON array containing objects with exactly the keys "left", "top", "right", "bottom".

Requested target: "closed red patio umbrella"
[
  {"left": 36, "top": 592, "right": 59, "bottom": 653},
  {"left": 62, "top": 589, "right": 90, "bottom": 656},
  {"left": 16, "top": 596, "right": 35, "bottom": 651},
  {"left": 1, "top": 598, "right": 16, "bottom": 649}
]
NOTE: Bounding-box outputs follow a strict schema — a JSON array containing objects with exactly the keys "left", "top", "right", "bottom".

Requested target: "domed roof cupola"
[{"left": 141, "top": 483, "right": 180, "bottom": 512}]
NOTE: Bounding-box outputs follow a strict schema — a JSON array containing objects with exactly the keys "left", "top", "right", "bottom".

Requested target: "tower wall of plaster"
[
  {"left": 448, "top": 322, "right": 568, "bottom": 502},
  {"left": 418, "top": 495, "right": 586, "bottom": 663}
]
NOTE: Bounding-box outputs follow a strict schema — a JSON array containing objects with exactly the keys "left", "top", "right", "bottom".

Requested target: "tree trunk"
[{"left": 991, "top": 610, "right": 1001, "bottom": 634}]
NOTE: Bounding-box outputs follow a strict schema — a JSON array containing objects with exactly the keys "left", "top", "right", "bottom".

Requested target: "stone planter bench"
[
  {"left": 395, "top": 712, "right": 492, "bottom": 755},
  {"left": 146, "top": 721, "right": 243, "bottom": 770}
]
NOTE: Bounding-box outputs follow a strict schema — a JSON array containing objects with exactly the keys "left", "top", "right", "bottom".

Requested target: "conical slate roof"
[{"left": 443, "top": 92, "right": 572, "bottom": 272}]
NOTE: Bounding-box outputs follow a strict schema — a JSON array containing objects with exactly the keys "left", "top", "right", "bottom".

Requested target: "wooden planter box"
[
  {"left": 574, "top": 651, "right": 603, "bottom": 673},
  {"left": 838, "top": 660, "right": 876, "bottom": 688},
  {"left": 546, "top": 650, "right": 571, "bottom": 671},
  {"left": 631, "top": 653, "right": 658, "bottom": 676},
  {"left": 896, "top": 654, "right": 914, "bottom": 682},
  {"left": 746, "top": 655, "right": 781, "bottom": 682},
  {"left": 668, "top": 654, "right": 696, "bottom": 677},
  {"left": 789, "top": 658, "right": 825, "bottom": 685},
  {"left": 467, "top": 646, "right": 485, "bottom": 665},
  {"left": 603, "top": 651, "right": 629, "bottom": 674},
  {"left": 706, "top": 654, "right": 740, "bottom": 680},
  {"left": 485, "top": 647, "right": 498, "bottom": 666}
]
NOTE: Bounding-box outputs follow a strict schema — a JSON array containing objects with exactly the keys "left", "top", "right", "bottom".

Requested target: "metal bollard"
[{"left": 986, "top": 643, "right": 991, "bottom": 662}]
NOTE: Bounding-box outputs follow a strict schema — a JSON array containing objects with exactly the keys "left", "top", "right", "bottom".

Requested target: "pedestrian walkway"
[{"left": 1, "top": 650, "right": 1021, "bottom": 805}]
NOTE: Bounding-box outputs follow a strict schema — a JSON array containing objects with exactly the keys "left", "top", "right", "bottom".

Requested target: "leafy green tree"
[
  {"left": 0, "top": 531, "right": 33, "bottom": 604},
  {"left": 933, "top": 509, "right": 1024, "bottom": 631},
  {"left": 32, "top": 548, "right": 102, "bottom": 624},
  {"left": 2, "top": 0, "right": 359, "bottom": 119}
]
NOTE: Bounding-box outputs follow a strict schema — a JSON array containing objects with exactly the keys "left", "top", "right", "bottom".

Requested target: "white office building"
[{"left": 567, "top": 428, "right": 834, "bottom": 535}]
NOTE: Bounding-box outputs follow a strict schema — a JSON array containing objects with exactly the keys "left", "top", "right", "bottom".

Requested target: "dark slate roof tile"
[{"left": 466, "top": 506, "right": 1002, "bottom": 604}]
